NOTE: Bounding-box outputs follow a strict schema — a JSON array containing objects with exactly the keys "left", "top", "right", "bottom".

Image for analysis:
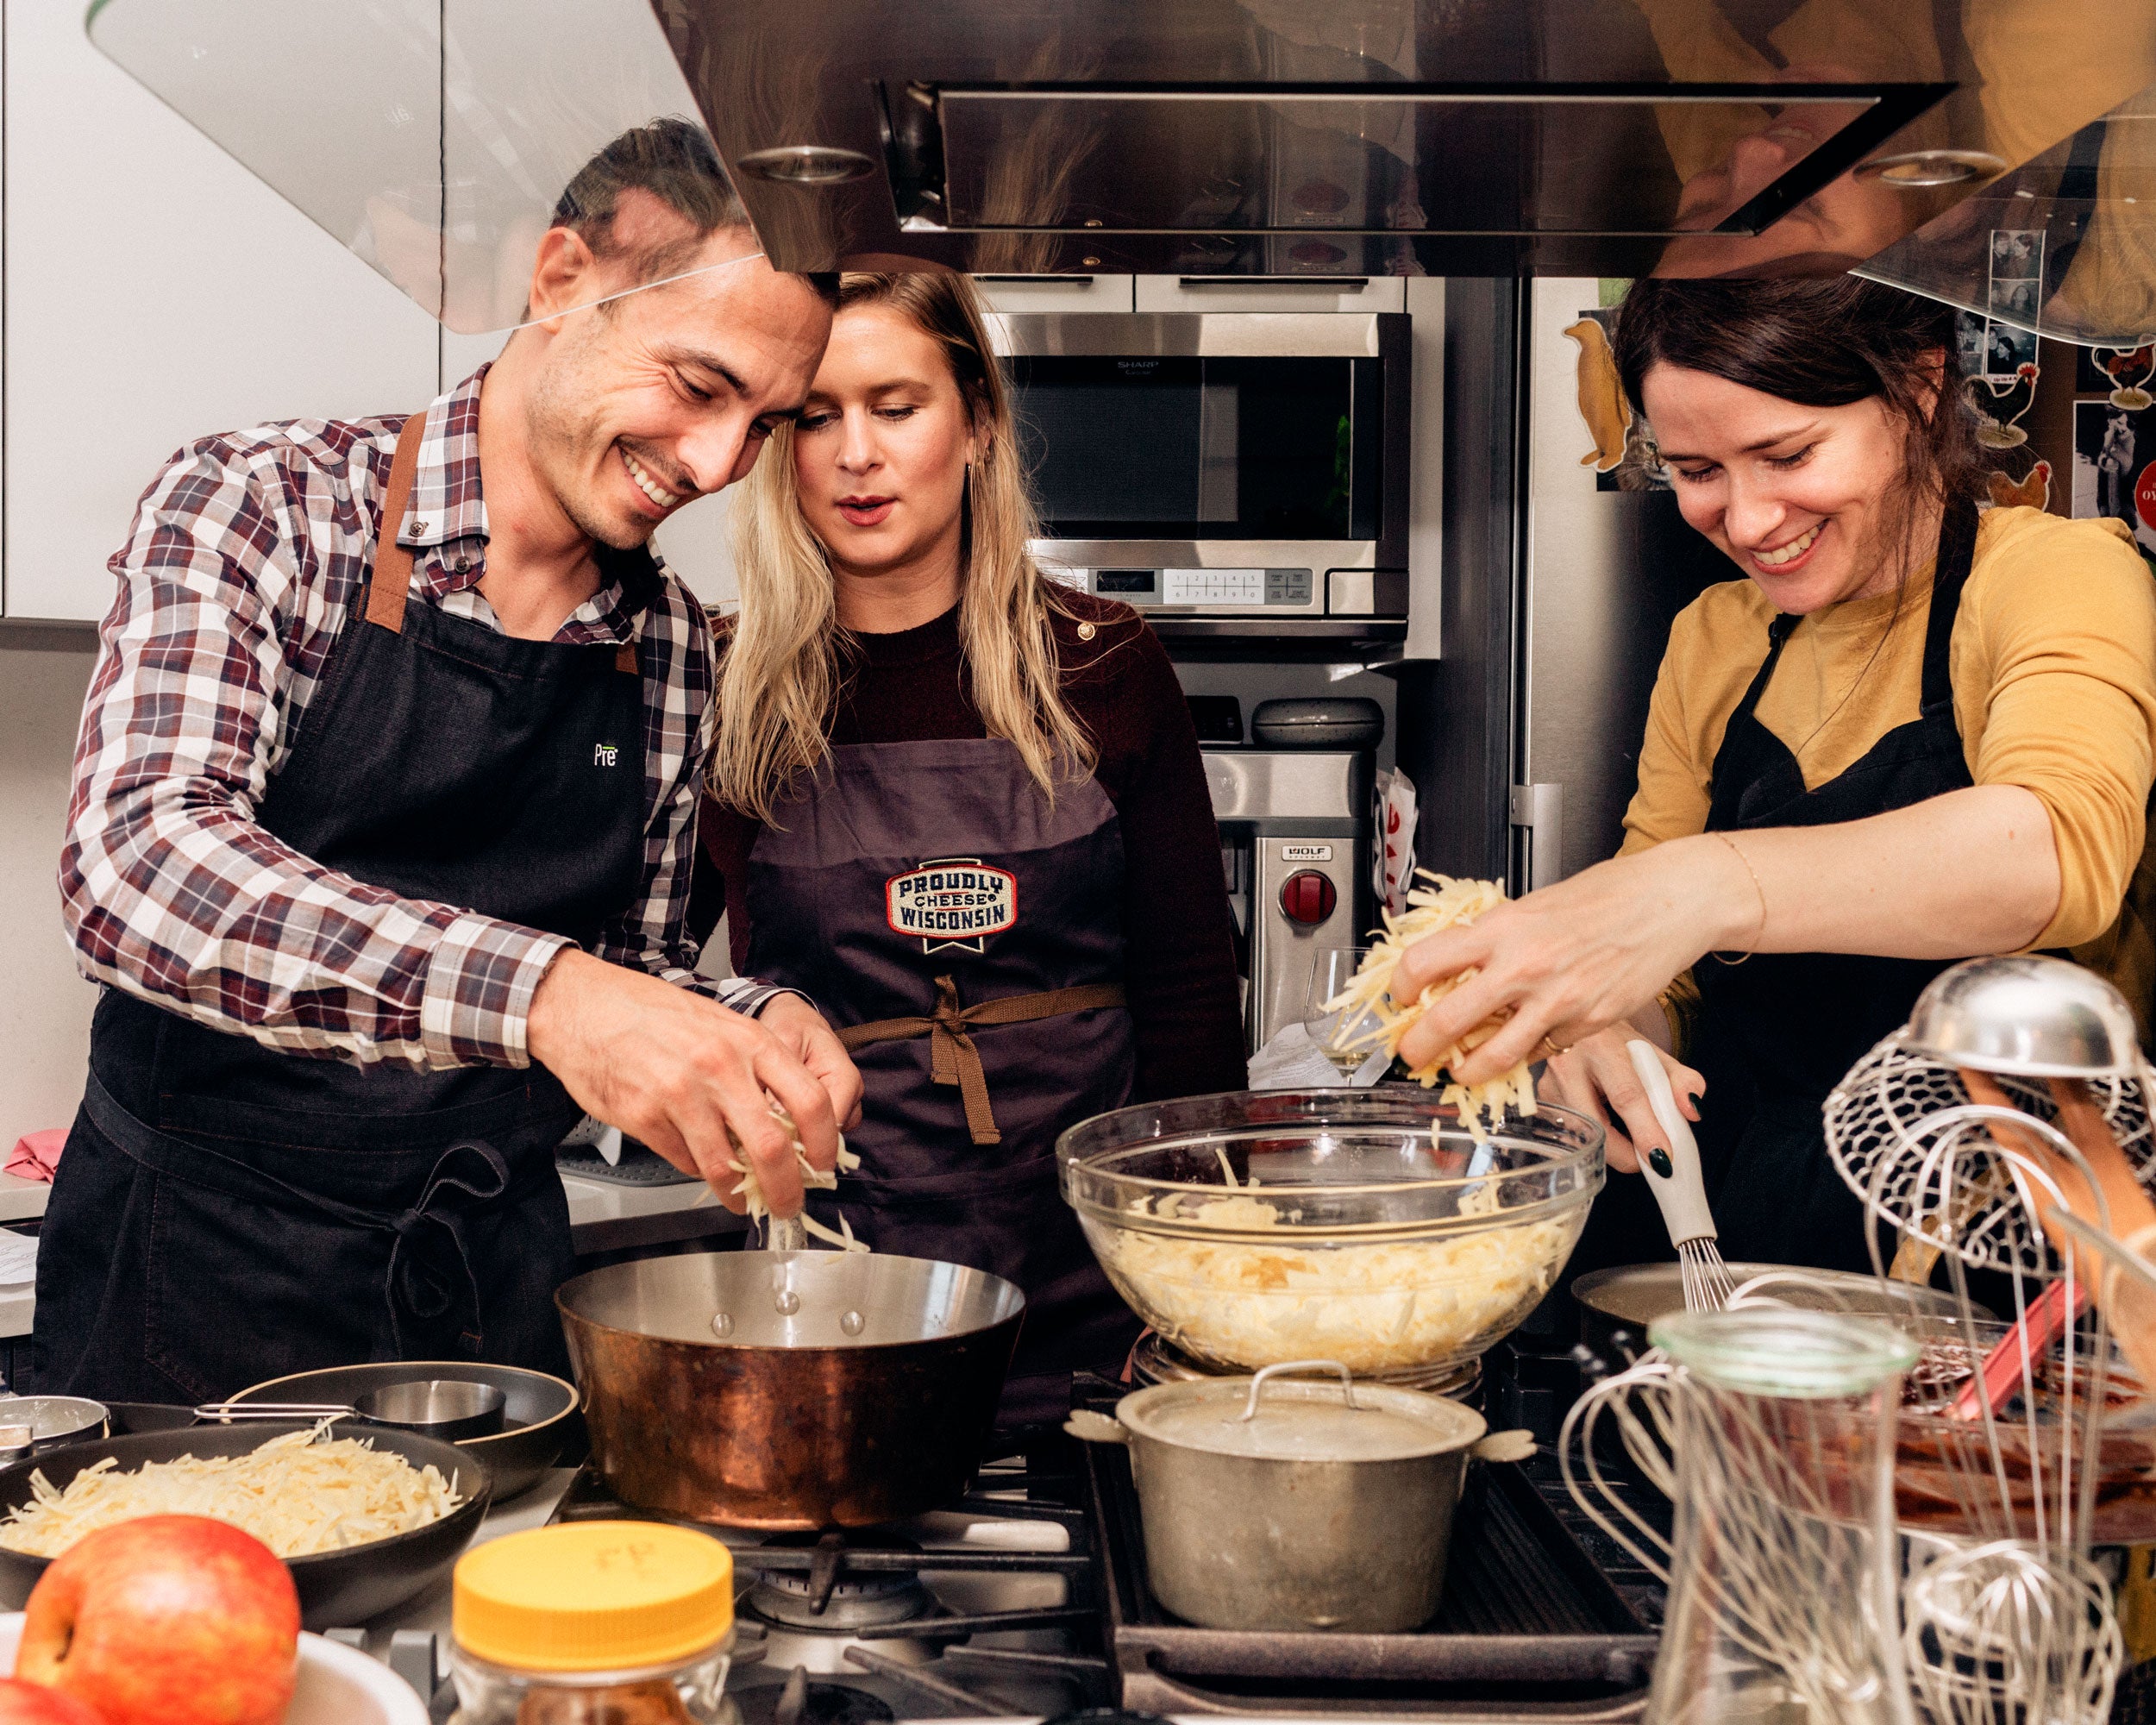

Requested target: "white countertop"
[
  {"left": 0, "top": 1170, "right": 729, "bottom": 1343},
  {"left": 560, "top": 1169, "right": 724, "bottom": 1229},
  {"left": 0, "top": 1167, "right": 718, "bottom": 1231},
  {"left": 0, "top": 1174, "right": 53, "bottom": 1225}
]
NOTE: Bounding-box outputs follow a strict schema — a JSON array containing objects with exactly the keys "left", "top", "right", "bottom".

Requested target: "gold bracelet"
[{"left": 1711, "top": 831, "right": 1766, "bottom": 966}]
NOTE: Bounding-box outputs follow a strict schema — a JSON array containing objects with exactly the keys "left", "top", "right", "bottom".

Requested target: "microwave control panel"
[{"left": 1057, "top": 567, "right": 1319, "bottom": 612}]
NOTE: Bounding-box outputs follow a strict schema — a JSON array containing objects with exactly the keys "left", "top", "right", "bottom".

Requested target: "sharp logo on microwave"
[
  {"left": 1114, "top": 359, "right": 1163, "bottom": 374},
  {"left": 885, "top": 858, "right": 1018, "bottom": 954}
]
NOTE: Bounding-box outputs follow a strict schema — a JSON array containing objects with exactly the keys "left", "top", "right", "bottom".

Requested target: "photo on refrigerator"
[{"left": 2072, "top": 399, "right": 2156, "bottom": 552}]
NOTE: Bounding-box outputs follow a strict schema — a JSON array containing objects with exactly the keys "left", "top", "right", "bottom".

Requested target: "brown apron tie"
[
  {"left": 839, "top": 977, "right": 1127, "bottom": 1146},
  {"left": 364, "top": 408, "right": 639, "bottom": 676}
]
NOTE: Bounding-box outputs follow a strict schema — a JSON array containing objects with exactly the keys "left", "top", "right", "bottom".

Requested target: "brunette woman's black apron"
[
  {"left": 743, "top": 737, "right": 1139, "bottom": 1433},
  {"left": 32, "top": 412, "right": 650, "bottom": 1402},
  {"left": 1689, "top": 500, "right": 1980, "bottom": 1272}
]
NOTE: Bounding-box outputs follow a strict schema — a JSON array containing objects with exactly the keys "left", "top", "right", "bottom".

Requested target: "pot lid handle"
[
  {"left": 1241, "top": 1359, "right": 1359, "bottom": 1421},
  {"left": 1472, "top": 1428, "right": 1538, "bottom": 1464}
]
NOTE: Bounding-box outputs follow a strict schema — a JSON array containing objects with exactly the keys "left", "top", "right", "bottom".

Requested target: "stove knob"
[{"left": 1279, "top": 869, "right": 1338, "bottom": 926}]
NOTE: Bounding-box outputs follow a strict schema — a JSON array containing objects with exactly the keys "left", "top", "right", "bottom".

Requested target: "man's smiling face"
[{"left": 521, "top": 198, "right": 831, "bottom": 550}]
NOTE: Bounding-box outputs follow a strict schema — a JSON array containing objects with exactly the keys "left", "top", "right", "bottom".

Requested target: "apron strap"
[
  {"left": 838, "top": 979, "right": 1128, "bottom": 1146},
  {"left": 1918, "top": 498, "right": 1981, "bottom": 719},
  {"left": 363, "top": 407, "right": 641, "bottom": 678},
  {"left": 363, "top": 411, "right": 429, "bottom": 636},
  {"left": 1733, "top": 611, "right": 1802, "bottom": 727}
]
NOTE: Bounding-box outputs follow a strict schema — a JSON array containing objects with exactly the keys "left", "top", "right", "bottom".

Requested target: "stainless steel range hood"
[
  {"left": 652, "top": 1, "right": 2156, "bottom": 314},
  {"left": 83, "top": 0, "right": 2156, "bottom": 342}
]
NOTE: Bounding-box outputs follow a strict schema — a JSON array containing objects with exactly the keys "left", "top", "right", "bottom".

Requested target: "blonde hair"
[{"left": 711, "top": 271, "right": 1095, "bottom": 824}]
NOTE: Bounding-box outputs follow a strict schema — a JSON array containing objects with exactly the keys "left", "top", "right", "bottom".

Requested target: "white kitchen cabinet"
[
  {"left": 974, "top": 274, "right": 1135, "bottom": 315},
  {"left": 1, "top": 1, "right": 439, "bottom": 622}
]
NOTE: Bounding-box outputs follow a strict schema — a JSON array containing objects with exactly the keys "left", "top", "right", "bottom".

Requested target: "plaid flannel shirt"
[{"left": 60, "top": 367, "right": 783, "bottom": 1072}]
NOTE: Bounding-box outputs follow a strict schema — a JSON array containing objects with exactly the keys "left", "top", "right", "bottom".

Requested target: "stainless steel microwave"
[{"left": 988, "top": 312, "right": 1410, "bottom": 634}]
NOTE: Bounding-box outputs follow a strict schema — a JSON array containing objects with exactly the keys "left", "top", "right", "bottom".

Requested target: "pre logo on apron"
[{"left": 885, "top": 857, "right": 1018, "bottom": 953}]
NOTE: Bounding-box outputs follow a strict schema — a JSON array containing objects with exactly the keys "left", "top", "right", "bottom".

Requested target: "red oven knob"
[{"left": 1279, "top": 869, "right": 1338, "bottom": 926}]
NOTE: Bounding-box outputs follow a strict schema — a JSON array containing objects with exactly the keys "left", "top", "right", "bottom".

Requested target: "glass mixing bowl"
[{"left": 1058, "top": 1088, "right": 1604, "bottom": 1376}]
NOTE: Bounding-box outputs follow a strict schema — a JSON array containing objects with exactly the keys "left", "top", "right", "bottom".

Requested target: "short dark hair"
[{"left": 551, "top": 119, "right": 839, "bottom": 305}]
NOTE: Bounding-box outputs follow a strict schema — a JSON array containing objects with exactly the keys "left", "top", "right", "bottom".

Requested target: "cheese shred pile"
[
  {"left": 1322, "top": 871, "right": 1537, "bottom": 1138},
  {"left": 1094, "top": 1176, "right": 1576, "bottom": 1376},
  {"left": 728, "top": 1103, "right": 868, "bottom": 1251},
  {"left": 0, "top": 1424, "right": 461, "bottom": 1559}
]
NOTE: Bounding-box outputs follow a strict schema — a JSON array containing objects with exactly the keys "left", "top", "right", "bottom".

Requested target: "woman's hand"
[
  {"left": 1543, "top": 1030, "right": 1703, "bottom": 1175},
  {"left": 1392, "top": 835, "right": 1754, "bottom": 1084}
]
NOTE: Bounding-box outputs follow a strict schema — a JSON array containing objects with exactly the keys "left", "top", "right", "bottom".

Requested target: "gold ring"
[{"left": 1539, "top": 1036, "right": 1572, "bottom": 1060}]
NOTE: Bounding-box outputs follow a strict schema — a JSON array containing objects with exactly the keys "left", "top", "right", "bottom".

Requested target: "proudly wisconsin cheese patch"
[{"left": 885, "top": 858, "right": 1018, "bottom": 952}]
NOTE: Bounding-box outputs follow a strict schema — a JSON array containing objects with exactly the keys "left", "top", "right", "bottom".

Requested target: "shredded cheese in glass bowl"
[{"left": 1058, "top": 1090, "right": 1604, "bottom": 1377}]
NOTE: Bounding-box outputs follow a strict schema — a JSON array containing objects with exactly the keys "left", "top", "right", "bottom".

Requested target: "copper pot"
[{"left": 557, "top": 1251, "right": 1025, "bottom": 1529}]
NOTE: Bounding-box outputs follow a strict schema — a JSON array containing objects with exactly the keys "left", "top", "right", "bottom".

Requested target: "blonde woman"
[{"left": 694, "top": 272, "right": 1244, "bottom": 1429}]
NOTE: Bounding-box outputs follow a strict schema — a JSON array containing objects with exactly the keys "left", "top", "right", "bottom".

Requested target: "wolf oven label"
[
  {"left": 1281, "top": 844, "right": 1334, "bottom": 862},
  {"left": 886, "top": 858, "right": 1018, "bottom": 953}
]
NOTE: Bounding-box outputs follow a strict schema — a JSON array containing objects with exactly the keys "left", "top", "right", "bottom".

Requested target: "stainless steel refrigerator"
[{"left": 1403, "top": 277, "right": 1733, "bottom": 894}]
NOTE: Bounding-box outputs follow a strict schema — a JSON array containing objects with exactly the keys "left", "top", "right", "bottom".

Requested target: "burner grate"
[{"left": 548, "top": 1454, "right": 1114, "bottom": 1720}]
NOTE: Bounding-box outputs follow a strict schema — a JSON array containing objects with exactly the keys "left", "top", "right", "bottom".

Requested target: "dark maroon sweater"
[{"left": 692, "top": 593, "right": 1248, "bottom": 1103}]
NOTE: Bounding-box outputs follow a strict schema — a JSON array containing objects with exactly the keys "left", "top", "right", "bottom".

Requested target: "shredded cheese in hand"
[
  {"left": 728, "top": 1102, "right": 868, "bottom": 1251},
  {"left": 0, "top": 1424, "right": 461, "bottom": 1559},
  {"left": 1322, "top": 871, "right": 1537, "bottom": 1138}
]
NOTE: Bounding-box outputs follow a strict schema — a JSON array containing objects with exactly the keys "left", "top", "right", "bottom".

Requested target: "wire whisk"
[{"left": 1626, "top": 1040, "right": 1733, "bottom": 1311}]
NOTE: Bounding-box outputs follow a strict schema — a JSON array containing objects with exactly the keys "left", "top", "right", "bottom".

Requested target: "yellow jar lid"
[{"left": 454, "top": 1521, "right": 734, "bottom": 1672}]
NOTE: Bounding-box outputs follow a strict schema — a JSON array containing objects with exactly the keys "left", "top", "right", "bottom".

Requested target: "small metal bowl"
[
  {"left": 352, "top": 1379, "right": 506, "bottom": 1443},
  {"left": 1905, "top": 956, "right": 2140, "bottom": 1080},
  {"left": 227, "top": 1364, "right": 579, "bottom": 1501},
  {"left": 0, "top": 1396, "right": 109, "bottom": 1462}
]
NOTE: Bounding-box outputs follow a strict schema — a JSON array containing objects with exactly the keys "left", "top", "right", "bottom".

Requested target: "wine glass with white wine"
[{"left": 1302, "top": 945, "right": 1378, "bottom": 1078}]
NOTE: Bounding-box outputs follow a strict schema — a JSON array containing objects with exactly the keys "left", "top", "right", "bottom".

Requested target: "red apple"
[
  {"left": 0, "top": 1679, "right": 106, "bottom": 1724},
  {"left": 16, "top": 1515, "right": 298, "bottom": 1725}
]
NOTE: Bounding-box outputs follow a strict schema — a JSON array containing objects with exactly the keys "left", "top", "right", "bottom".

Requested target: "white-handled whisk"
[{"left": 1626, "top": 1038, "right": 1734, "bottom": 1311}]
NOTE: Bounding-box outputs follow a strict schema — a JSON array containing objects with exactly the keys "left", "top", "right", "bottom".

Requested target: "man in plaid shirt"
[{"left": 39, "top": 122, "right": 862, "bottom": 1402}]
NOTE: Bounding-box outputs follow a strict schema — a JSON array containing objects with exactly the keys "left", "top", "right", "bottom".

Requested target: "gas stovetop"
[{"left": 531, "top": 1357, "right": 1664, "bottom": 1724}]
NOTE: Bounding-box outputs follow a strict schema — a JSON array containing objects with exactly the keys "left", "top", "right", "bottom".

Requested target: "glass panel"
[
  {"left": 1012, "top": 355, "right": 1371, "bottom": 539},
  {"left": 935, "top": 89, "right": 1935, "bottom": 239},
  {"left": 1859, "top": 83, "right": 2156, "bottom": 348},
  {"left": 85, "top": 0, "right": 754, "bottom": 331}
]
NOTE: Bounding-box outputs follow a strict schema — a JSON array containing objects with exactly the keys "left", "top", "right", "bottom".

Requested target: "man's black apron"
[
  {"left": 1689, "top": 500, "right": 1981, "bottom": 1272},
  {"left": 33, "top": 412, "right": 650, "bottom": 1402},
  {"left": 743, "top": 736, "right": 1139, "bottom": 1433}
]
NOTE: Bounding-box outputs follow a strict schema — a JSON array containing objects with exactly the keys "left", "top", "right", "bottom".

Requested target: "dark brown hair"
[
  {"left": 551, "top": 119, "right": 838, "bottom": 305},
  {"left": 1613, "top": 275, "right": 1979, "bottom": 584}
]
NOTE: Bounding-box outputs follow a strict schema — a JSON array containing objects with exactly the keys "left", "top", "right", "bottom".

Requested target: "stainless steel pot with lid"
[{"left": 1068, "top": 1359, "right": 1532, "bottom": 1632}]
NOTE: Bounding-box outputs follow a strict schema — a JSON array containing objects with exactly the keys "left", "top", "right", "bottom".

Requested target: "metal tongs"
[{"left": 193, "top": 1378, "right": 506, "bottom": 1440}]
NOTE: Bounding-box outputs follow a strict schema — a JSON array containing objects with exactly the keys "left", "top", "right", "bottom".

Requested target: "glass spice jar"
[{"left": 448, "top": 1521, "right": 736, "bottom": 1725}]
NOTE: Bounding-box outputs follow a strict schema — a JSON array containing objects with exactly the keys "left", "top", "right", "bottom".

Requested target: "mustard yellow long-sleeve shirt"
[{"left": 1620, "top": 508, "right": 2156, "bottom": 1040}]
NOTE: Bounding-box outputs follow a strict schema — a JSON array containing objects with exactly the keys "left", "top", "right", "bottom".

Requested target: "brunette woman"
[
  {"left": 1391, "top": 275, "right": 2156, "bottom": 1272},
  {"left": 693, "top": 272, "right": 1245, "bottom": 1427}
]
